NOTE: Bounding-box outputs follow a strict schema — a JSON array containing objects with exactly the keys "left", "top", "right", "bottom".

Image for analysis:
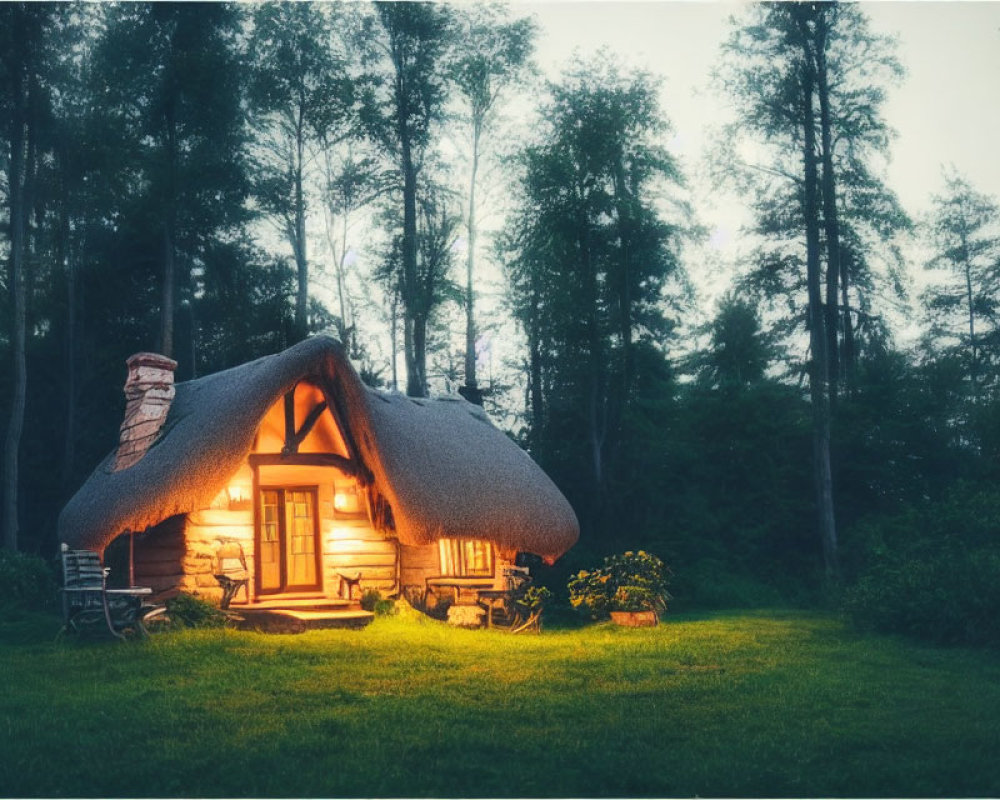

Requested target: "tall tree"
[
  {"left": 450, "top": 5, "right": 535, "bottom": 404},
  {"left": 719, "top": 2, "right": 903, "bottom": 580},
  {"left": 365, "top": 1, "right": 455, "bottom": 397},
  {"left": 504, "top": 55, "right": 684, "bottom": 533},
  {"left": 248, "top": 2, "right": 356, "bottom": 340},
  {"left": 922, "top": 172, "right": 1000, "bottom": 403},
  {"left": 94, "top": 3, "right": 250, "bottom": 365},
  {"left": 698, "top": 292, "right": 777, "bottom": 389},
  {"left": 1, "top": 3, "right": 55, "bottom": 550},
  {"left": 319, "top": 145, "right": 388, "bottom": 357},
  {"left": 372, "top": 167, "right": 462, "bottom": 395}
]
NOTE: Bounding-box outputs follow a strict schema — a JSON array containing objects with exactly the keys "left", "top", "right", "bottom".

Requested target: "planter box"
[{"left": 610, "top": 610, "right": 658, "bottom": 627}]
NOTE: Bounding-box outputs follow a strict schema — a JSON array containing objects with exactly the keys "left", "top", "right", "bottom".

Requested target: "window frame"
[{"left": 438, "top": 538, "right": 495, "bottom": 578}]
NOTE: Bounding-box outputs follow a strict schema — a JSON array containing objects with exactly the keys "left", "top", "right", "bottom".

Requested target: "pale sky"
[
  {"left": 523, "top": 1, "right": 1000, "bottom": 216},
  {"left": 505, "top": 0, "right": 1000, "bottom": 334},
  {"left": 330, "top": 2, "right": 1000, "bottom": 388}
]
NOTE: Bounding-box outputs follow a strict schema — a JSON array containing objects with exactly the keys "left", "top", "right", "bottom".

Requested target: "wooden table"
[
  {"left": 425, "top": 577, "right": 494, "bottom": 605},
  {"left": 106, "top": 587, "right": 152, "bottom": 596}
]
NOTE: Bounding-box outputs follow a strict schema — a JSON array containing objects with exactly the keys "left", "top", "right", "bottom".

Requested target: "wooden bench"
[{"left": 60, "top": 545, "right": 164, "bottom": 640}]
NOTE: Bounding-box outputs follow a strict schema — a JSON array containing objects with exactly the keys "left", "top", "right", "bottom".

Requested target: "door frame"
[{"left": 253, "top": 484, "right": 322, "bottom": 596}]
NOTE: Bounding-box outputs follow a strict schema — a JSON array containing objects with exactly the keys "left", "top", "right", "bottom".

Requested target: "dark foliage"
[
  {"left": 0, "top": 548, "right": 57, "bottom": 611},
  {"left": 165, "top": 592, "right": 228, "bottom": 629},
  {"left": 843, "top": 483, "right": 1000, "bottom": 647}
]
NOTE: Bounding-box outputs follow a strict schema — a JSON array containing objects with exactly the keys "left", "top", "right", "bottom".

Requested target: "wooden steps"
[
  {"left": 233, "top": 596, "right": 356, "bottom": 612},
  {"left": 227, "top": 595, "right": 373, "bottom": 633}
]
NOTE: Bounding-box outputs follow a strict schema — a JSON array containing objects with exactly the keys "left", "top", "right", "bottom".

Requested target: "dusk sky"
[{"left": 526, "top": 1, "right": 1000, "bottom": 215}]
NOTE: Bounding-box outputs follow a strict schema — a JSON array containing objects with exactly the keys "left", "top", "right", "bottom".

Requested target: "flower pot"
[{"left": 609, "top": 610, "right": 658, "bottom": 627}]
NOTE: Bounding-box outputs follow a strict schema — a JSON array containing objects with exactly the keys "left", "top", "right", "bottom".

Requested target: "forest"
[{"left": 2, "top": 1, "right": 999, "bottom": 647}]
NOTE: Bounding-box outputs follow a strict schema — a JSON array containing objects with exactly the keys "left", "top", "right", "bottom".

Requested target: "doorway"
[{"left": 256, "top": 486, "right": 322, "bottom": 595}]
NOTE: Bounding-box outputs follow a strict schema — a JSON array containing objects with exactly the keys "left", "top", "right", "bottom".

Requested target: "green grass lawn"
[{"left": 1, "top": 607, "right": 998, "bottom": 798}]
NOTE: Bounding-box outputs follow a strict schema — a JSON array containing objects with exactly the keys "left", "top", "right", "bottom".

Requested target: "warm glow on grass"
[{"left": 3, "top": 610, "right": 999, "bottom": 797}]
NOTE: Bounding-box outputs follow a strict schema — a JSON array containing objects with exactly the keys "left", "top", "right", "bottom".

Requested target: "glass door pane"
[
  {"left": 259, "top": 490, "right": 281, "bottom": 592},
  {"left": 285, "top": 490, "right": 317, "bottom": 588}
]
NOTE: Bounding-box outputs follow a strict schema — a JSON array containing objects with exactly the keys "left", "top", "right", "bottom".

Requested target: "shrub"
[
  {"left": 358, "top": 588, "right": 396, "bottom": 616},
  {"left": 519, "top": 585, "right": 552, "bottom": 614},
  {"left": 165, "top": 593, "right": 228, "bottom": 628},
  {"left": 0, "top": 549, "right": 57, "bottom": 611},
  {"left": 843, "top": 485, "right": 1000, "bottom": 647},
  {"left": 374, "top": 597, "right": 397, "bottom": 616},
  {"left": 843, "top": 545, "right": 1000, "bottom": 646},
  {"left": 568, "top": 550, "right": 671, "bottom": 620},
  {"left": 360, "top": 588, "right": 382, "bottom": 612}
]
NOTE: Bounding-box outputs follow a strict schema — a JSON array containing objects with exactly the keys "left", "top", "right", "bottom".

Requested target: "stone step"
[{"left": 231, "top": 607, "right": 374, "bottom": 633}]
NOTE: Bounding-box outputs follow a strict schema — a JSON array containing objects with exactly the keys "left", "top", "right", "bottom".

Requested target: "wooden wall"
[
  {"left": 399, "top": 543, "right": 439, "bottom": 597},
  {"left": 133, "top": 498, "right": 254, "bottom": 604},
  {"left": 134, "top": 469, "right": 403, "bottom": 603},
  {"left": 324, "top": 515, "right": 398, "bottom": 597}
]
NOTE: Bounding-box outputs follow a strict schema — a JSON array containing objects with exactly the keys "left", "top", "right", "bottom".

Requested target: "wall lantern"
[
  {"left": 226, "top": 482, "right": 251, "bottom": 511},
  {"left": 333, "top": 481, "right": 363, "bottom": 517}
]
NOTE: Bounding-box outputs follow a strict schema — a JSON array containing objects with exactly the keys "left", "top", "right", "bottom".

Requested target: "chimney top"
[
  {"left": 126, "top": 352, "right": 178, "bottom": 372},
  {"left": 113, "top": 351, "right": 177, "bottom": 472}
]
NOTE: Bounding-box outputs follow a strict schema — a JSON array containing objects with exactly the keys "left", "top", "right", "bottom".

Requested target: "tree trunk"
[
  {"left": 464, "top": 121, "right": 482, "bottom": 397},
  {"left": 293, "top": 105, "right": 309, "bottom": 340},
  {"left": 815, "top": 14, "right": 843, "bottom": 408},
  {"left": 840, "top": 247, "right": 857, "bottom": 395},
  {"left": 161, "top": 223, "right": 176, "bottom": 358},
  {"left": 59, "top": 143, "right": 77, "bottom": 491},
  {"left": 527, "top": 311, "right": 544, "bottom": 434},
  {"left": 389, "top": 289, "right": 399, "bottom": 391},
  {"left": 578, "top": 203, "right": 606, "bottom": 516},
  {"left": 800, "top": 53, "right": 839, "bottom": 582},
  {"left": 412, "top": 312, "right": 427, "bottom": 398},
  {"left": 3, "top": 67, "right": 28, "bottom": 551},
  {"left": 612, "top": 154, "right": 634, "bottom": 396},
  {"left": 961, "top": 228, "right": 978, "bottom": 403},
  {"left": 160, "top": 92, "right": 178, "bottom": 359},
  {"left": 337, "top": 208, "right": 352, "bottom": 353},
  {"left": 400, "top": 136, "right": 424, "bottom": 397}
]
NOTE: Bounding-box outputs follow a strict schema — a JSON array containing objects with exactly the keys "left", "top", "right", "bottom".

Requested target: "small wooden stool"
[{"left": 337, "top": 571, "right": 363, "bottom": 600}]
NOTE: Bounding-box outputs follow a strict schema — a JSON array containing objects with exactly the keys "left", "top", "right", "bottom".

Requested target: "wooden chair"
[
  {"left": 212, "top": 541, "right": 250, "bottom": 609},
  {"left": 60, "top": 545, "right": 163, "bottom": 640},
  {"left": 337, "top": 571, "right": 363, "bottom": 601},
  {"left": 477, "top": 566, "right": 534, "bottom": 630}
]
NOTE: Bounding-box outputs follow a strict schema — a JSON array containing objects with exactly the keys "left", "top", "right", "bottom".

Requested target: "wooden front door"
[{"left": 256, "top": 487, "right": 321, "bottom": 595}]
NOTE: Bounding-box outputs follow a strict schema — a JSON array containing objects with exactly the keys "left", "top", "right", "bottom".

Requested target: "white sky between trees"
[
  {"left": 521, "top": 0, "right": 1000, "bottom": 351},
  {"left": 313, "top": 1, "right": 1000, "bottom": 397}
]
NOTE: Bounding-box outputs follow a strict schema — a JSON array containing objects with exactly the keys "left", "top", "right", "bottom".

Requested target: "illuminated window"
[{"left": 438, "top": 538, "right": 494, "bottom": 577}]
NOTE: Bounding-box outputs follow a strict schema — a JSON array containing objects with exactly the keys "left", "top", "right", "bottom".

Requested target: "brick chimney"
[{"left": 113, "top": 352, "right": 178, "bottom": 472}]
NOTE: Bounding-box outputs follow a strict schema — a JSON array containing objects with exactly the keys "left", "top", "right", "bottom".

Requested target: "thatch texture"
[{"left": 59, "top": 336, "right": 579, "bottom": 562}]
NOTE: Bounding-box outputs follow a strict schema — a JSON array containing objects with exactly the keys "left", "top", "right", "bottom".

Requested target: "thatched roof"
[{"left": 59, "top": 336, "right": 579, "bottom": 562}]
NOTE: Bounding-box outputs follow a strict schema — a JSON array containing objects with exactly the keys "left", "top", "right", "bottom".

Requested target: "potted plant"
[{"left": 568, "top": 551, "right": 671, "bottom": 627}]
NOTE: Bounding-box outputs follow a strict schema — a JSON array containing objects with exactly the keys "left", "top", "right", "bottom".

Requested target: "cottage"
[{"left": 58, "top": 336, "right": 578, "bottom": 622}]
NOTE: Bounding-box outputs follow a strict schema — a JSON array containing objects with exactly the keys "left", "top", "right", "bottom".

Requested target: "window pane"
[
  {"left": 286, "top": 490, "right": 316, "bottom": 586},
  {"left": 439, "top": 539, "right": 493, "bottom": 577},
  {"left": 463, "top": 540, "right": 493, "bottom": 576},
  {"left": 259, "top": 491, "right": 281, "bottom": 591}
]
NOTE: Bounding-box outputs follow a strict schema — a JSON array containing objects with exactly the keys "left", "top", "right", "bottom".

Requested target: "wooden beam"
[
  {"left": 249, "top": 452, "right": 357, "bottom": 474},
  {"left": 287, "top": 401, "right": 327, "bottom": 452},
  {"left": 282, "top": 389, "right": 296, "bottom": 454},
  {"left": 317, "top": 377, "right": 371, "bottom": 484}
]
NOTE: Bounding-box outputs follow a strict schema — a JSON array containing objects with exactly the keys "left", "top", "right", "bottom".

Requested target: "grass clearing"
[{"left": 1, "top": 608, "right": 998, "bottom": 797}]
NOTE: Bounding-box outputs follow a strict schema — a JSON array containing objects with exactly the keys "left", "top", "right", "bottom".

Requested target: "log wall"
[
  {"left": 399, "top": 543, "right": 439, "bottom": 596},
  {"left": 134, "top": 477, "right": 402, "bottom": 603}
]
